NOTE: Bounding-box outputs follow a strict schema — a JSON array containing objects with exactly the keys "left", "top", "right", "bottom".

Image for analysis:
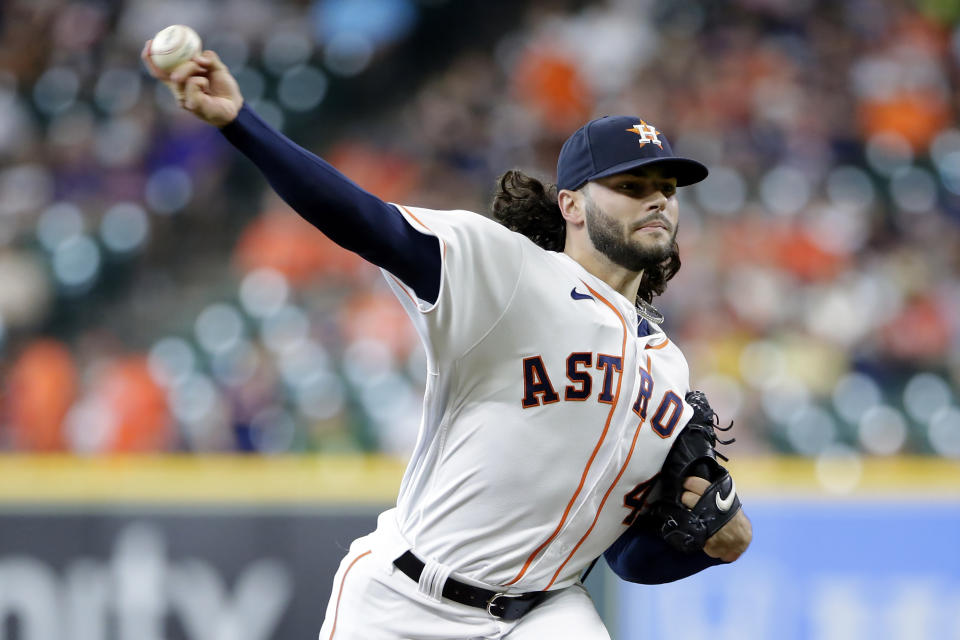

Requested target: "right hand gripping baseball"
[{"left": 141, "top": 43, "right": 243, "bottom": 127}]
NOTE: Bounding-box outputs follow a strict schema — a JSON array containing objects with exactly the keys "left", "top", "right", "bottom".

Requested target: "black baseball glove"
[{"left": 646, "top": 390, "right": 740, "bottom": 554}]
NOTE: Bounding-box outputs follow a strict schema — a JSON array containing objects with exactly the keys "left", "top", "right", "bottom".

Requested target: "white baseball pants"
[{"left": 318, "top": 512, "right": 611, "bottom": 640}]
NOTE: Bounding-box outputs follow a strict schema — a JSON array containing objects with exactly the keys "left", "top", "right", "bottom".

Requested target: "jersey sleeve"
[
  {"left": 603, "top": 518, "right": 726, "bottom": 584},
  {"left": 220, "top": 104, "right": 442, "bottom": 302},
  {"left": 383, "top": 205, "right": 526, "bottom": 364}
]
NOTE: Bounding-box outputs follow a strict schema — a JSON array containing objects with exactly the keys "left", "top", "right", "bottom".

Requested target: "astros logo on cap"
[{"left": 626, "top": 121, "right": 663, "bottom": 149}]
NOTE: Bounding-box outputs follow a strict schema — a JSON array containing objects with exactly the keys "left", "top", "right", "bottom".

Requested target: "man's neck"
[{"left": 564, "top": 246, "right": 643, "bottom": 303}]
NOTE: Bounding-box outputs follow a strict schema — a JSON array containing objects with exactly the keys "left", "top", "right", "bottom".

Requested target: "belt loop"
[{"left": 418, "top": 558, "right": 453, "bottom": 602}]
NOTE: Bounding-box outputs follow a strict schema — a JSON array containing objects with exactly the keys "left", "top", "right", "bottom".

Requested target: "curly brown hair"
[{"left": 491, "top": 169, "right": 680, "bottom": 304}]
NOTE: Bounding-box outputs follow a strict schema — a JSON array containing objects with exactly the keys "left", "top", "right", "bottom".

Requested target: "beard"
[{"left": 584, "top": 196, "right": 677, "bottom": 273}]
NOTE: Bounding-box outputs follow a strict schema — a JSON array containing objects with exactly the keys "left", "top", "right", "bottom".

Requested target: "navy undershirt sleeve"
[
  {"left": 603, "top": 518, "right": 726, "bottom": 584},
  {"left": 219, "top": 104, "right": 442, "bottom": 303}
]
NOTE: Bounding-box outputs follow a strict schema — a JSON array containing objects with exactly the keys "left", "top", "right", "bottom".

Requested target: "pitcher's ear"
[{"left": 558, "top": 188, "right": 585, "bottom": 225}]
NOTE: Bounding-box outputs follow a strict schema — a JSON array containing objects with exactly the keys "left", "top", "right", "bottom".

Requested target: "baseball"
[{"left": 149, "top": 25, "right": 202, "bottom": 71}]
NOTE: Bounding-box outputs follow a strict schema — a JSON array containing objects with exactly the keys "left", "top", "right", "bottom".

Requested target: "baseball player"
[{"left": 143, "top": 45, "right": 752, "bottom": 639}]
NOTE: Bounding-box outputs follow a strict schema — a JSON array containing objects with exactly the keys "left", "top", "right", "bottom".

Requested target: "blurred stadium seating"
[{"left": 0, "top": 0, "right": 958, "bottom": 464}]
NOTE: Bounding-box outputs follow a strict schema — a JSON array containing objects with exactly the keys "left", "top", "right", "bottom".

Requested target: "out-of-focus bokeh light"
[
  {"left": 148, "top": 337, "right": 198, "bottom": 387},
  {"left": 759, "top": 166, "right": 812, "bottom": 217},
  {"left": 825, "top": 165, "right": 875, "bottom": 211},
  {"left": 903, "top": 373, "right": 953, "bottom": 424},
  {"left": 785, "top": 405, "right": 837, "bottom": 456},
  {"left": 195, "top": 303, "right": 245, "bottom": 355},
  {"left": 833, "top": 372, "right": 883, "bottom": 425},
  {"left": 100, "top": 202, "right": 150, "bottom": 254},
  {"left": 761, "top": 378, "right": 812, "bottom": 427},
  {"left": 65, "top": 396, "right": 115, "bottom": 454},
  {"left": 324, "top": 32, "right": 375, "bottom": 76},
  {"left": 342, "top": 338, "right": 395, "bottom": 387},
  {"left": 278, "top": 339, "right": 330, "bottom": 386},
  {"left": 803, "top": 205, "right": 871, "bottom": 255},
  {"left": 52, "top": 235, "right": 101, "bottom": 293},
  {"left": 0, "top": 165, "right": 53, "bottom": 219},
  {"left": 233, "top": 67, "right": 267, "bottom": 103},
  {"left": 37, "top": 202, "right": 84, "bottom": 251},
  {"left": 169, "top": 373, "right": 222, "bottom": 438},
  {"left": 94, "top": 68, "right": 142, "bottom": 114},
  {"left": 210, "top": 338, "right": 261, "bottom": 387},
  {"left": 278, "top": 66, "right": 328, "bottom": 112},
  {"left": 263, "top": 31, "right": 314, "bottom": 75},
  {"left": 249, "top": 99, "right": 285, "bottom": 131},
  {"left": 240, "top": 268, "right": 290, "bottom": 318},
  {"left": 296, "top": 371, "right": 346, "bottom": 420},
  {"left": 95, "top": 117, "right": 148, "bottom": 167},
  {"left": 695, "top": 167, "right": 747, "bottom": 216},
  {"left": 33, "top": 67, "right": 80, "bottom": 115},
  {"left": 260, "top": 304, "right": 310, "bottom": 354},
  {"left": 928, "top": 407, "right": 960, "bottom": 457},
  {"left": 889, "top": 167, "right": 937, "bottom": 214},
  {"left": 858, "top": 405, "right": 909, "bottom": 456},
  {"left": 145, "top": 167, "right": 193, "bottom": 214},
  {"left": 205, "top": 32, "right": 251, "bottom": 69},
  {"left": 0, "top": 253, "right": 50, "bottom": 329}
]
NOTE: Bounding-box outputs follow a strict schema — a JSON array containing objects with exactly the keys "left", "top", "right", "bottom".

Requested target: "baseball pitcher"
[{"left": 143, "top": 44, "right": 752, "bottom": 640}]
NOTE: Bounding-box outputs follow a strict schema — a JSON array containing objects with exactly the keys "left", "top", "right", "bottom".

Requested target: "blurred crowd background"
[{"left": 1, "top": 0, "right": 958, "bottom": 463}]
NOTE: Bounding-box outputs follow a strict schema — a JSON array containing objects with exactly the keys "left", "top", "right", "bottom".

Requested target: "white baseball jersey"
[{"left": 379, "top": 204, "right": 695, "bottom": 592}]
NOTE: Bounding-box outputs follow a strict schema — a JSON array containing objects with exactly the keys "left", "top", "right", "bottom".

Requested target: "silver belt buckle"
[{"left": 486, "top": 592, "right": 520, "bottom": 618}]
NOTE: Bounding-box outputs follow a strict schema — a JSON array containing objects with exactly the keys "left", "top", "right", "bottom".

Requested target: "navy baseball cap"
[{"left": 556, "top": 116, "right": 708, "bottom": 191}]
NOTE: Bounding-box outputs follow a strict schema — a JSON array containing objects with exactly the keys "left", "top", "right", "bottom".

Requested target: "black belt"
[{"left": 393, "top": 551, "right": 549, "bottom": 621}]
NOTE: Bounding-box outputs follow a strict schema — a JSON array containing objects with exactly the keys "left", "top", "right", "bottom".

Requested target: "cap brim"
[{"left": 588, "top": 156, "right": 709, "bottom": 188}]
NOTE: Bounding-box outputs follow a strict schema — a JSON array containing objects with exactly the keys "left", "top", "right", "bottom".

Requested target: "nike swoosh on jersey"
[
  {"left": 570, "top": 287, "right": 594, "bottom": 301},
  {"left": 715, "top": 479, "right": 737, "bottom": 512}
]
